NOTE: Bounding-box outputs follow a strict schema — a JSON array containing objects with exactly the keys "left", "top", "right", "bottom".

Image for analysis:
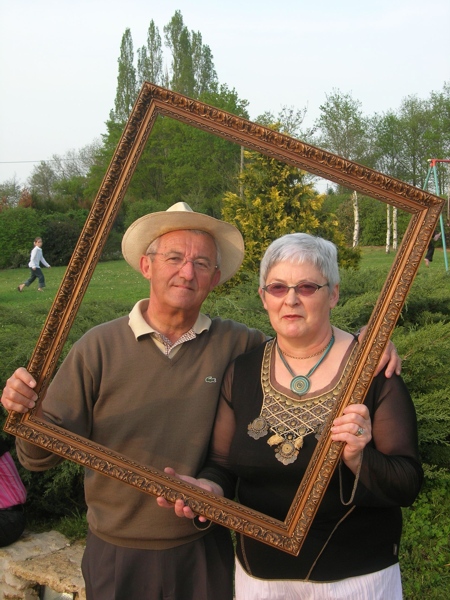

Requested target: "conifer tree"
[{"left": 222, "top": 148, "right": 359, "bottom": 274}]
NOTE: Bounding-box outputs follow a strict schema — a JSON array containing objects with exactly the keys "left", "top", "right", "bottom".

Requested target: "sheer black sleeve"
[{"left": 341, "top": 371, "right": 423, "bottom": 507}]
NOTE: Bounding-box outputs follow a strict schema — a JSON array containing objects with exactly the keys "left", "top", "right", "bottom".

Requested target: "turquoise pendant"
[{"left": 290, "top": 375, "right": 310, "bottom": 395}]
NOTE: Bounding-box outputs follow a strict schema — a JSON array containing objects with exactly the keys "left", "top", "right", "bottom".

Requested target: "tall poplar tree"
[
  {"left": 191, "top": 31, "right": 217, "bottom": 97},
  {"left": 164, "top": 10, "right": 217, "bottom": 97},
  {"left": 164, "top": 11, "right": 195, "bottom": 96},
  {"left": 137, "top": 20, "right": 164, "bottom": 87},
  {"left": 113, "top": 28, "right": 137, "bottom": 123}
]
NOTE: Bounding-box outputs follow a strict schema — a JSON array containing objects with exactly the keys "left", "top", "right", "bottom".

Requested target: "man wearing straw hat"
[{"left": 1, "top": 202, "right": 401, "bottom": 599}]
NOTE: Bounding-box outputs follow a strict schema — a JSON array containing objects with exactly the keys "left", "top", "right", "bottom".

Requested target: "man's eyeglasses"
[
  {"left": 148, "top": 252, "right": 217, "bottom": 273},
  {"left": 262, "top": 282, "right": 330, "bottom": 297}
]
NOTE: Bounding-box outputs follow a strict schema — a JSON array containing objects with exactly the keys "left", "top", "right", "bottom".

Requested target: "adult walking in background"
[
  {"left": 18, "top": 237, "right": 51, "bottom": 292},
  {"left": 0, "top": 438, "right": 27, "bottom": 547},
  {"left": 424, "top": 231, "right": 442, "bottom": 267},
  {"left": 161, "top": 233, "right": 423, "bottom": 600}
]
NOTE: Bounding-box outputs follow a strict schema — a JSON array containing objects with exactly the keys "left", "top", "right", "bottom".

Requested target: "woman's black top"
[{"left": 200, "top": 341, "right": 423, "bottom": 581}]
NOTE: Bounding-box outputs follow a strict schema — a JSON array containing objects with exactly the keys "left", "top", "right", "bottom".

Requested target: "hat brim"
[{"left": 122, "top": 211, "right": 244, "bottom": 285}]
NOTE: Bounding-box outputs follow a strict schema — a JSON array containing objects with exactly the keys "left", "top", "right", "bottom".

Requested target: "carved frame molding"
[{"left": 4, "top": 83, "right": 444, "bottom": 555}]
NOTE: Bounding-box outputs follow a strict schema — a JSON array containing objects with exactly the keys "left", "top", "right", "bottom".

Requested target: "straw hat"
[{"left": 121, "top": 202, "right": 244, "bottom": 285}]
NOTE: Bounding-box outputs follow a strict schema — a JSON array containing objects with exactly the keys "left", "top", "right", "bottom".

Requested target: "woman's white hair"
[{"left": 259, "top": 233, "right": 340, "bottom": 289}]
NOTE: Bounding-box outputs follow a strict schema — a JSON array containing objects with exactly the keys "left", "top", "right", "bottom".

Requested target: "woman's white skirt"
[{"left": 234, "top": 557, "right": 403, "bottom": 600}]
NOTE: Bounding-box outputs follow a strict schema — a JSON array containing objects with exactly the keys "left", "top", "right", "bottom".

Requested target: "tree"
[
  {"left": 112, "top": 28, "right": 138, "bottom": 123},
  {"left": 50, "top": 142, "right": 101, "bottom": 181},
  {"left": 119, "top": 84, "right": 248, "bottom": 217},
  {"left": 24, "top": 143, "right": 101, "bottom": 211},
  {"left": 315, "top": 90, "right": 373, "bottom": 247},
  {"left": 18, "top": 188, "right": 33, "bottom": 208},
  {"left": 351, "top": 191, "right": 359, "bottom": 248},
  {"left": 396, "top": 94, "right": 430, "bottom": 187},
  {"left": 137, "top": 20, "right": 164, "bottom": 87},
  {"left": 0, "top": 176, "right": 22, "bottom": 210},
  {"left": 372, "top": 111, "right": 406, "bottom": 180},
  {"left": 164, "top": 11, "right": 195, "bottom": 96},
  {"left": 315, "top": 89, "right": 371, "bottom": 164},
  {"left": 372, "top": 83, "right": 450, "bottom": 200},
  {"left": 256, "top": 105, "right": 315, "bottom": 141},
  {"left": 426, "top": 82, "right": 450, "bottom": 197},
  {"left": 29, "top": 162, "right": 58, "bottom": 202},
  {"left": 191, "top": 31, "right": 217, "bottom": 97},
  {"left": 163, "top": 10, "right": 217, "bottom": 97},
  {"left": 373, "top": 111, "right": 428, "bottom": 253},
  {"left": 222, "top": 147, "right": 360, "bottom": 275}
]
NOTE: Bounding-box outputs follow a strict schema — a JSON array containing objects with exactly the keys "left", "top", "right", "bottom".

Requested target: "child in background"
[{"left": 18, "top": 237, "right": 51, "bottom": 292}]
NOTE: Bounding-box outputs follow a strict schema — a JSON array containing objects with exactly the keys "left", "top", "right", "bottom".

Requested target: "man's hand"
[
  {"left": 156, "top": 467, "right": 223, "bottom": 521},
  {"left": 1, "top": 368, "right": 38, "bottom": 413}
]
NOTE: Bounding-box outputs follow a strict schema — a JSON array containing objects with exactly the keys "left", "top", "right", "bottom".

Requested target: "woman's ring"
[{"left": 356, "top": 426, "right": 364, "bottom": 437}]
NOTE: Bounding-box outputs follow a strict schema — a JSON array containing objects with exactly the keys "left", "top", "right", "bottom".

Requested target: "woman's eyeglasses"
[{"left": 262, "top": 282, "right": 330, "bottom": 297}]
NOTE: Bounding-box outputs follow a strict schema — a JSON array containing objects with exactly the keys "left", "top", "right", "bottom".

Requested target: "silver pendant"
[
  {"left": 275, "top": 440, "right": 299, "bottom": 465},
  {"left": 248, "top": 417, "right": 268, "bottom": 439}
]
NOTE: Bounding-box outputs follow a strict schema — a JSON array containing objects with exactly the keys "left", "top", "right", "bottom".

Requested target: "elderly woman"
[{"left": 160, "top": 233, "right": 423, "bottom": 600}]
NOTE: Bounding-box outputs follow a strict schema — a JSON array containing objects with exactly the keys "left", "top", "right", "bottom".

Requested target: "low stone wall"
[{"left": 0, "top": 530, "right": 85, "bottom": 599}]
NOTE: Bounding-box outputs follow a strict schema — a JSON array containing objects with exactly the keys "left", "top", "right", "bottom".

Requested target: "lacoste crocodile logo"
[{"left": 205, "top": 376, "right": 217, "bottom": 383}]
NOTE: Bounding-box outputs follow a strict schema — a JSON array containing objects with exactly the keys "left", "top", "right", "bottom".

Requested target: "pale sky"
[{"left": 1, "top": 0, "right": 449, "bottom": 185}]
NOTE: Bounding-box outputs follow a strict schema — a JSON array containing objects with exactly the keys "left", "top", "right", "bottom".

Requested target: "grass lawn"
[
  {"left": 0, "top": 244, "right": 447, "bottom": 376},
  {"left": 1, "top": 246, "right": 448, "bottom": 344},
  {"left": 2, "top": 246, "right": 448, "bottom": 298}
]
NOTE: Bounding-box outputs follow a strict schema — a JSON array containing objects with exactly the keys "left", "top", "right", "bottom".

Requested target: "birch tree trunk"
[
  {"left": 240, "top": 146, "right": 244, "bottom": 199},
  {"left": 352, "top": 190, "right": 359, "bottom": 247},
  {"left": 393, "top": 207, "right": 398, "bottom": 250},
  {"left": 386, "top": 204, "right": 391, "bottom": 253}
]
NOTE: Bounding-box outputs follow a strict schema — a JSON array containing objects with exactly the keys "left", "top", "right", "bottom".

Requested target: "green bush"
[
  {"left": 0, "top": 208, "right": 92, "bottom": 269},
  {"left": 393, "top": 322, "right": 450, "bottom": 469},
  {"left": 0, "top": 208, "right": 44, "bottom": 268},
  {"left": 41, "top": 216, "right": 84, "bottom": 266},
  {"left": 398, "top": 271, "right": 450, "bottom": 327},
  {"left": 401, "top": 473, "right": 450, "bottom": 599}
]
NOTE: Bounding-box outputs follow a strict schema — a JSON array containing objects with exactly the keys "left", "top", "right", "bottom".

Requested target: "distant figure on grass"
[
  {"left": 18, "top": 237, "right": 51, "bottom": 292},
  {"left": 424, "top": 231, "right": 442, "bottom": 267}
]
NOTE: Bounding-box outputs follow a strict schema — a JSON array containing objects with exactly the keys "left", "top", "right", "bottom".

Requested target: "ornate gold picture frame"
[{"left": 4, "top": 84, "right": 444, "bottom": 556}]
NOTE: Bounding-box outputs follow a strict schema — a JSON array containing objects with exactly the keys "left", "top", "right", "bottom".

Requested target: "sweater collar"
[{"left": 128, "top": 299, "right": 212, "bottom": 340}]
